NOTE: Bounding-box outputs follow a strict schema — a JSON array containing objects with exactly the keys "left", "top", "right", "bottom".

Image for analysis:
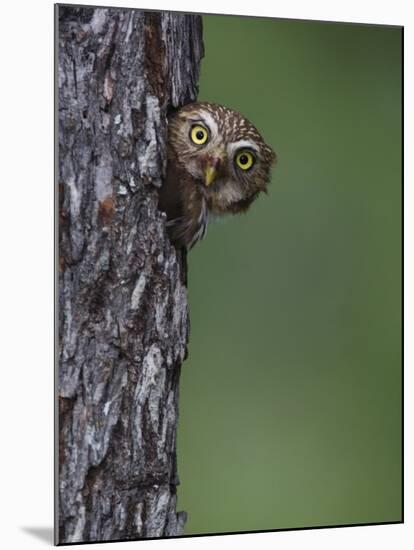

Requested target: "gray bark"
[{"left": 56, "top": 5, "right": 203, "bottom": 544}]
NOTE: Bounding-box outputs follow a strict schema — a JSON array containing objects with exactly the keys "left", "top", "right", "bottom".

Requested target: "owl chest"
[
  {"left": 186, "top": 192, "right": 209, "bottom": 249},
  {"left": 188, "top": 184, "right": 242, "bottom": 247}
]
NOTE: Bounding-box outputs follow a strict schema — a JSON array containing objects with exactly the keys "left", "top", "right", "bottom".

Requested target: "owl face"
[{"left": 167, "top": 102, "right": 276, "bottom": 214}]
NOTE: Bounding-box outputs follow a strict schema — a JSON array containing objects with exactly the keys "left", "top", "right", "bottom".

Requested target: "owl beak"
[
  {"left": 205, "top": 165, "right": 217, "bottom": 187},
  {"left": 204, "top": 157, "right": 221, "bottom": 187}
]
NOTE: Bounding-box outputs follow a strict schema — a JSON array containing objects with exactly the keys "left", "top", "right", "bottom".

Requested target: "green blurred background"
[{"left": 177, "top": 14, "right": 402, "bottom": 535}]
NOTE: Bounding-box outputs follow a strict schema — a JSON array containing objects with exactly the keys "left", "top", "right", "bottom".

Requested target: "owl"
[{"left": 158, "top": 102, "right": 276, "bottom": 250}]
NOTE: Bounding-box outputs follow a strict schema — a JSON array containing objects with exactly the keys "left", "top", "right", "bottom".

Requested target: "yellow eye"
[
  {"left": 190, "top": 125, "right": 209, "bottom": 145},
  {"left": 235, "top": 150, "right": 255, "bottom": 170}
]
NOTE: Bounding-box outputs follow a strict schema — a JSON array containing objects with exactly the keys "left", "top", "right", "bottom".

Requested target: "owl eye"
[
  {"left": 190, "top": 124, "right": 209, "bottom": 145},
  {"left": 235, "top": 150, "right": 255, "bottom": 171}
]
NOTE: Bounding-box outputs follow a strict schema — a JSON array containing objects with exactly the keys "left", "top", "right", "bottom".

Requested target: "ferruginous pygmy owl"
[{"left": 158, "top": 102, "right": 276, "bottom": 250}]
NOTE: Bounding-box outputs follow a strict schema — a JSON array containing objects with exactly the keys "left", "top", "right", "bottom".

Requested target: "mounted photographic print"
[{"left": 56, "top": 3, "right": 403, "bottom": 544}]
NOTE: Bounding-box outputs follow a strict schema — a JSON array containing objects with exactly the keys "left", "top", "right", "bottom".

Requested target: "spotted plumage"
[{"left": 158, "top": 102, "right": 276, "bottom": 249}]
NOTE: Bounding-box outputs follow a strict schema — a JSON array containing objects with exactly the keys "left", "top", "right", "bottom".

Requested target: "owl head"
[{"left": 167, "top": 102, "right": 276, "bottom": 215}]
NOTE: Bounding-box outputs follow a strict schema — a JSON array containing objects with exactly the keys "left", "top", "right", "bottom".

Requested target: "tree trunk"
[{"left": 56, "top": 5, "right": 203, "bottom": 544}]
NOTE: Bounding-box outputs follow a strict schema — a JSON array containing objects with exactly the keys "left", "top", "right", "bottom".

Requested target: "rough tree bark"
[{"left": 57, "top": 5, "right": 203, "bottom": 544}]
